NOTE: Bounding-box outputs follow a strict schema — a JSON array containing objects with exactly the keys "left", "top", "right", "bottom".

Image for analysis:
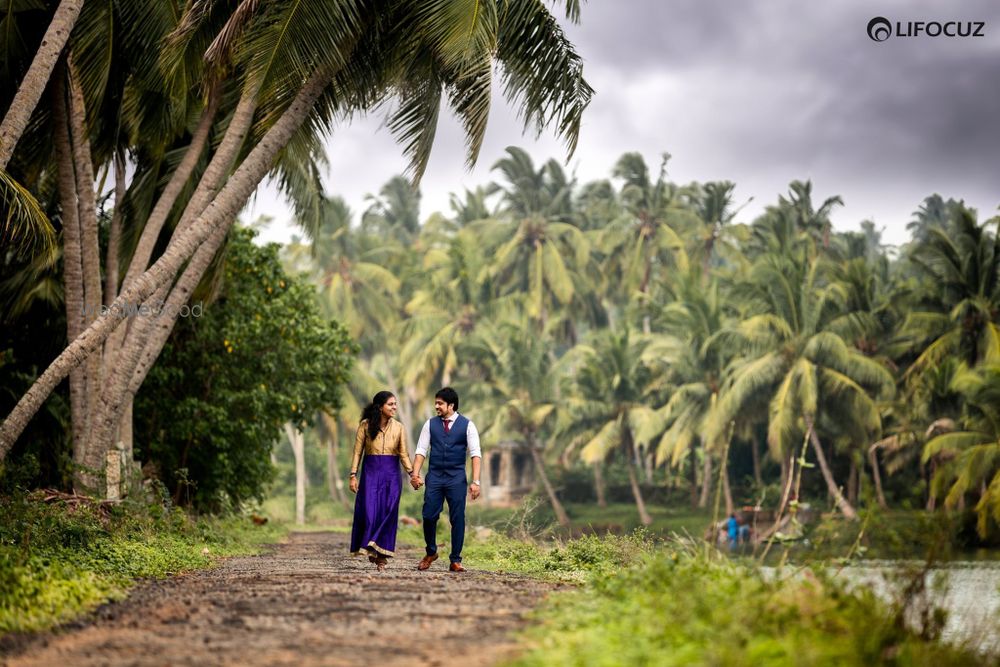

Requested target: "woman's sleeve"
[
  {"left": 351, "top": 422, "right": 366, "bottom": 473},
  {"left": 398, "top": 424, "right": 413, "bottom": 474}
]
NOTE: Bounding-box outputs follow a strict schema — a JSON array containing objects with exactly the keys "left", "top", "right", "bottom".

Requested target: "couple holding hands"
[{"left": 348, "top": 387, "right": 481, "bottom": 572}]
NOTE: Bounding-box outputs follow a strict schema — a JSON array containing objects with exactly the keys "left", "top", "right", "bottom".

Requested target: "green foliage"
[
  {"left": 461, "top": 529, "right": 655, "bottom": 582},
  {"left": 135, "top": 227, "right": 356, "bottom": 511},
  {"left": 0, "top": 491, "right": 286, "bottom": 633},
  {"left": 510, "top": 543, "right": 984, "bottom": 667}
]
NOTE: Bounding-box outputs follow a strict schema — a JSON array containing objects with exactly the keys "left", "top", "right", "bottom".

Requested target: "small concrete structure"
[{"left": 483, "top": 441, "right": 535, "bottom": 507}]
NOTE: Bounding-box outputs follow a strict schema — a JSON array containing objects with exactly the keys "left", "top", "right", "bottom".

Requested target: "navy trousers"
[{"left": 422, "top": 472, "right": 467, "bottom": 563}]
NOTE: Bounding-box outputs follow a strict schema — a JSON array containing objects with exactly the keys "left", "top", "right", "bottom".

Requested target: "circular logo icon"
[{"left": 868, "top": 16, "right": 892, "bottom": 41}]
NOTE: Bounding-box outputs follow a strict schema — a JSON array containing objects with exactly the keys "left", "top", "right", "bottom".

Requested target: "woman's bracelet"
[{"left": 349, "top": 471, "right": 357, "bottom": 477}]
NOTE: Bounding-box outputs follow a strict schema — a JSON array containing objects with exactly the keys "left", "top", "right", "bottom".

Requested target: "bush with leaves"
[{"left": 135, "top": 227, "right": 356, "bottom": 510}]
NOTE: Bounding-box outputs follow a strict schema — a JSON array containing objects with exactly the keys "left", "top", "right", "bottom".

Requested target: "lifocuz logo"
[{"left": 867, "top": 16, "right": 985, "bottom": 42}]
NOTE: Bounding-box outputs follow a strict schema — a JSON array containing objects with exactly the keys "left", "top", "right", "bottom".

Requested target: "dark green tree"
[{"left": 135, "top": 227, "right": 355, "bottom": 510}]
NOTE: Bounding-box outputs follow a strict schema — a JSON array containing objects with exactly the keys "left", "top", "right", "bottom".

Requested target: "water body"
[{"left": 834, "top": 562, "right": 1000, "bottom": 655}]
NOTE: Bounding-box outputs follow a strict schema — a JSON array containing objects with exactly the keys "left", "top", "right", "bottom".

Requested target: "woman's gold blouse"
[{"left": 351, "top": 419, "right": 413, "bottom": 474}]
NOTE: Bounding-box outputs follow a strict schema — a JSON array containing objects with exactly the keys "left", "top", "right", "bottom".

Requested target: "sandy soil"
[{"left": 1, "top": 531, "right": 559, "bottom": 667}]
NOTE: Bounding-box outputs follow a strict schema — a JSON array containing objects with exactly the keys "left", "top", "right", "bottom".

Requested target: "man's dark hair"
[{"left": 435, "top": 387, "right": 459, "bottom": 411}]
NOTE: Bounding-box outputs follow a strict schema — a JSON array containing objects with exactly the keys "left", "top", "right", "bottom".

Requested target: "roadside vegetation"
[{"left": 0, "top": 490, "right": 284, "bottom": 634}]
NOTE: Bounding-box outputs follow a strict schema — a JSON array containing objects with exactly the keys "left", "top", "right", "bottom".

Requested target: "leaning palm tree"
[
  {"left": 560, "top": 328, "right": 671, "bottom": 526},
  {"left": 0, "top": 0, "right": 86, "bottom": 169},
  {"left": 1, "top": 0, "right": 594, "bottom": 463},
  {"left": 706, "top": 251, "right": 895, "bottom": 520}
]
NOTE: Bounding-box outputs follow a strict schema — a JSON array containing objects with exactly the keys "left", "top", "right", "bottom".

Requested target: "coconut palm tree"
[
  {"left": 923, "top": 363, "right": 1000, "bottom": 537},
  {"left": 561, "top": 328, "right": 671, "bottom": 525},
  {"left": 597, "top": 152, "right": 697, "bottom": 312},
  {"left": 645, "top": 273, "right": 735, "bottom": 510},
  {"left": 897, "top": 207, "right": 1000, "bottom": 381},
  {"left": 479, "top": 148, "right": 590, "bottom": 328},
  {"left": 706, "top": 250, "right": 895, "bottom": 520},
  {"left": 361, "top": 175, "right": 422, "bottom": 242},
  {"left": 470, "top": 317, "right": 571, "bottom": 527},
  {"left": 1, "top": 0, "right": 594, "bottom": 463},
  {"left": 396, "top": 227, "right": 502, "bottom": 393}
]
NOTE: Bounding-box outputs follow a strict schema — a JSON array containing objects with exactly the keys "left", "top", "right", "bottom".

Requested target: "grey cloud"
[{"left": 252, "top": 1, "right": 1000, "bottom": 247}]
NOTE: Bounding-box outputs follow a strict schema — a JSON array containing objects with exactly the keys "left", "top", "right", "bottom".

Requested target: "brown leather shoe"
[
  {"left": 449, "top": 561, "right": 465, "bottom": 573},
  {"left": 417, "top": 553, "right": 438, "bottom": 571}
]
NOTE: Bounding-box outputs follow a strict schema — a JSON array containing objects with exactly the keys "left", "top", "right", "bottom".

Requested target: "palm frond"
[
  {"left": 495, "top": 0, "right": 592, "bottom": 157},
  {"left": 0, "top": 168, "right": 55, "bottom": 259}
]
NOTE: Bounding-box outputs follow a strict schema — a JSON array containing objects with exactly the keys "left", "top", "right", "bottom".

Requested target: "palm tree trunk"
[
  {"left": 119, "top": 401, "right": 133, "bottom": 492},
  {"left": 103, "top": 153, "right": 126, "bottom": 307},
  {"left": 85, "top": 77, "right": 294, "bottom": 457},
  {"left": 847, "top": 458, "right": 859, "bottom": 507},
  {"left": 689, "top": 443, "right": 698, "bottom": 508},
  {"left": 327, "top": 423, "right": 350, "bottom": 510},
  {"left": 774, "top": 451, "right": 796, "bottom": 524},
  {"left": 722, "top": 462, "right": 734, "bottom": 517},
  {"left": 169, "top": 82, "right": 260, "bottom": 240},
  {"left": 751, "top": 437, "right": 763, "bottom": 488},
  {"left": 625, "top": 428, "right": 653, "bottom": 526},
  {"left": 804, "top": 416, "right": 857, "bottom": 520},
  {"left": 868, "top": 446, "right": 889, "bottom": 509},
  {"left": 0, "top": 66, "right": 335, "bottom": 459},
  {"left": 68, "top": 63, "right": 102, "bottom": 330},
  {"left": 103, "top": 83, "right": 242, "bottom": 383},
  {"left": 711, "top": 422, "right": 735, "bottom": 537},
  {"left": 284, "top": 423, "right": 306, "bottom": 525},
  {"left": 0, "top": 0, "right": 85, "bottom": 169},
  {"left": 68, "top": 64, "right": 107, "bottom": 483},
  {"left": 926, "top": 461, "right": 937, "bottom": 511},
  {"left": 780, "top": 452, "right": 789, "bottom": 494},
  {"left": 593, "top": 463, "right": 608, "bottom": 508},
  {"left": 52, "top": 71, "right": 91, "bottom": 491},
  {"left": 119, "top": 86, "right": 221, "bottom": 290},
  {"left": 698, "top": 450, "right": 712, "bottom": 508},
  {"left": 643, "top": 450, "right": 654, "bottom": 484},
  {"left": 90, "top": 223, "right": 229, "bottom": 455},
  {"left": 101, "top": 88, "right": 223, "bottom": 385},
  {"left": 527, "top": 439, "right": 570, "bottom": 527},
  {"left": 103, "top": 154, "right": 131, "bottom": 472}
]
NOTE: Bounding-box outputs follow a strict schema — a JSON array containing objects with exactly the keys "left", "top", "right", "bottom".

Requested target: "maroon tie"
[{"left": 443, "top": 417, "right": 451, "bottom": 434}]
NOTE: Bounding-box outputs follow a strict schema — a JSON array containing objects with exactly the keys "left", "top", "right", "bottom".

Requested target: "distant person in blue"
[
  {"left": 410, "top": 387, "right": 482, "bottom": 573},
  {"left": 727, "top": 513, "right": 739, "bottom": 551}
]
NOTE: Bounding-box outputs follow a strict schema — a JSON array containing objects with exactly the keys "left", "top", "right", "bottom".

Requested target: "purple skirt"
[{"left": 350, "top": 455, "right": 403, "bottom": 557}]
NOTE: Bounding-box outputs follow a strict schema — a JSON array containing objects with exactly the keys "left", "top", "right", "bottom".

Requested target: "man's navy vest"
[{"left": 428, "top": 414, "right": 469, "bottom": 478}]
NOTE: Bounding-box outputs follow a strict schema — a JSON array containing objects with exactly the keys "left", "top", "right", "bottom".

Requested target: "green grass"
[
  {"left": 0, "top": 491, "right": 287, "bottom": 634},
  {"left": 505, "top": 539, "right": 987, "bottom": 667}
]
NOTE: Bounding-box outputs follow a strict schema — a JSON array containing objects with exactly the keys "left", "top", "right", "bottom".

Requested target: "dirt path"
[{"left": 2, "top": 532, "right": 559, "bottom": 667}]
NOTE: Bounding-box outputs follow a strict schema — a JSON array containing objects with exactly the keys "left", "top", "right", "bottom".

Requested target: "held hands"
[
  {"left": 349, "top": 476, "right": 359, "bottom": 494},
  {"left": 410, "top": 473, "right": 423, "bottom": 490}
]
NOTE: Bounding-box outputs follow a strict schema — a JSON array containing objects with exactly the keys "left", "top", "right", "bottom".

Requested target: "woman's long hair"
[{"left": 360, "top": 391, "right": 395, "bottom": 441}]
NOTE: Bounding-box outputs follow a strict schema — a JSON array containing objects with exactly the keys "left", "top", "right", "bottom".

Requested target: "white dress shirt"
[{"left": 415, "top": 412, "right": 481, "bottom": 459}]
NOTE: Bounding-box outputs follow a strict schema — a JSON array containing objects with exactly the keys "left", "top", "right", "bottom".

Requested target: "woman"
[{"left": 349, "top": 391, "right": 414, "bottom": 570}]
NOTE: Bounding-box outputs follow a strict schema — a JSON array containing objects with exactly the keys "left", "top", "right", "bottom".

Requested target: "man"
[{"left": 410, "top": 387, "right": 481, "bottom": 572}]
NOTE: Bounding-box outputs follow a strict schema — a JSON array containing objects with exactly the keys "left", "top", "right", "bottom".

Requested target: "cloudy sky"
[{"left": 248, "top": 0, "right": 1000, "bottom": 247}]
